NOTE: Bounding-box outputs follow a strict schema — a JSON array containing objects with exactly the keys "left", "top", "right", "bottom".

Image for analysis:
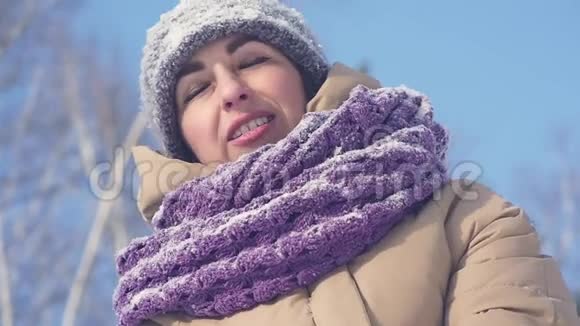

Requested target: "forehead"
[{"left": 175, "top": 34, "right": 288, "bottom": 82}]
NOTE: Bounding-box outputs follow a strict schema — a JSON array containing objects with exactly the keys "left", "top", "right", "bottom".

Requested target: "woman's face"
[{"left": 174, "top": 34, "right": 307, "bottom": 164}]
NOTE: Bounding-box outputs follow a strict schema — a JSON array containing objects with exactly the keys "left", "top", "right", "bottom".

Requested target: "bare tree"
[
  {"left": 516, "top": 126, "right": 580, "bottom": 297},
  {"left": 61, "top": 105, "right": 148, "bottom": 326},
  {"left": 0, "top": 63, "right": 44, "bottom": 326},
  {"left": 1, "top": 1, "right": 154, "bottom": 325}
]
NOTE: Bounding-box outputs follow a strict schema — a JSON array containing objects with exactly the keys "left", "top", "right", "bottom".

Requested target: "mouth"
[{"left": 228, "top": 114, "right": 275, "bottom": 146}]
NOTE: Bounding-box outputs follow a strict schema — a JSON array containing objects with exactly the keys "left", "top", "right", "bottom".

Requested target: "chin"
[{"left": 228, "top": 140, "right": 272, "bottom": 162}]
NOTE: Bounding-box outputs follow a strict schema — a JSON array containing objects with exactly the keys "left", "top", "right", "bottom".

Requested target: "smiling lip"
[
  {"left": 226, "top": 111, "right": 274, "bottom": 141},
  {"left": 228, "top": 115, "right": 274, "bottom": 146}
]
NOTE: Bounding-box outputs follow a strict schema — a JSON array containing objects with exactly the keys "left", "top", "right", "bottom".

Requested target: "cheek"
[
  {"left": 180, "top": 109, "right": 214, "bottom": 152},
  {"left": 253, "top": 67, "right": 306, "bottom": 125}
]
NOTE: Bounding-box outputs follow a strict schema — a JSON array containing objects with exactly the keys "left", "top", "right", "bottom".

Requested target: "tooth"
[
  {"left": 233, "top": 127, "right": 244, "bottom": 139},
  {"left": 248, "top": 120, "right": 259, "bottom": 130},
  {"left": 232, "top": 116, "right": 274, "bottom": 140}
]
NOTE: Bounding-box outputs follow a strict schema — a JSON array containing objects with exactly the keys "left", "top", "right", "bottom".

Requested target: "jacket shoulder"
[
  {"left": 434, "top": 178, "right": 539, "bottom": 265},
  {"left": 434, "top": 179, "right": 578, "bottom": 325},
  {"left": 432, "top": 179, "right": 504, "bottom": 218}
]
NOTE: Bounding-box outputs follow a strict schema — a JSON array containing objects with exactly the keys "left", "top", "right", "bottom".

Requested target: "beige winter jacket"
[{"left": 130, "top": 63, "right": 579, "bottom": 326}]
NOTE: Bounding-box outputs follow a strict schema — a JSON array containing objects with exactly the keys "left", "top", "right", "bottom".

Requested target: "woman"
[{"left": 114, "top": 1, "right": 578, "bottom": 325}]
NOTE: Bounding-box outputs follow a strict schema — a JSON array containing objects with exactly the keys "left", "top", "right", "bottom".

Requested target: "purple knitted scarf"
[{"left": 113, "top": 85, "right": 449, "bottom": 326}]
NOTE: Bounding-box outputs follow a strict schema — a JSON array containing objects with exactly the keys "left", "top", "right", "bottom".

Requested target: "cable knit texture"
[
  {"left": 113, "top": 85, "right": 450, "bottom": 326},
  {"left": 141, "top": 0, "right": 330, "bottom": 161}
]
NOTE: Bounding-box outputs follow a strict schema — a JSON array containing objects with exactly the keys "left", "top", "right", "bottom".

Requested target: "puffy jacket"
[{"left": 130, "top": 63, "right": 578, "bottom": 326}]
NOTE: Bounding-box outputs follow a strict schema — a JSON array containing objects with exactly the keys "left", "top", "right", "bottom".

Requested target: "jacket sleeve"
[{"left": 443, "top": 181, "right": 579, "bottom": 325}]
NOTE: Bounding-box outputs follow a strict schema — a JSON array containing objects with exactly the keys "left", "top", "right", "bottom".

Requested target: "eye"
[
  {"left": 183, "top": 83, "right": 209, "bottom": 105},
  {"left": 238, "top": 56, "right": 270, "bottom": 69}
]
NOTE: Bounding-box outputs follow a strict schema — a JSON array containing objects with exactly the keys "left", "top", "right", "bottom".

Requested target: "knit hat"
[{"left": 140, "top": 0, "right": 330, "bottom": 162}]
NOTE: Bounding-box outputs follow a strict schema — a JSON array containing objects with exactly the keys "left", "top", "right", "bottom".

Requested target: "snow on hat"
[{"left": 140, "top": 0, "right": 330, "bottom": 162}]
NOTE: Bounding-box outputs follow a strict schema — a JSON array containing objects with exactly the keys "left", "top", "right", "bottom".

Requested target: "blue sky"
[
  {"left": 74, "top": 1, "right": 579, "bottom": 198},
  {"left": 72, "top": 0, "right": 579, "bottom": 289}
]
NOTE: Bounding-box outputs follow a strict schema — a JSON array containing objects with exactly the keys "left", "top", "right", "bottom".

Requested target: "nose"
[{"left": 216, "top": 67, "right": 250, "bottom": 110}]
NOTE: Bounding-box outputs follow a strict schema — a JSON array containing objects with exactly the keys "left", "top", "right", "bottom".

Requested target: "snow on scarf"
[{"left": 113, "top": 85, "right": 450, "bottom": 326}]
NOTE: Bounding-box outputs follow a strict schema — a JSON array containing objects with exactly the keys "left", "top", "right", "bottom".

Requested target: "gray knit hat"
[{"left": 140, "top": 0, "right": 330, "bottom": 162}]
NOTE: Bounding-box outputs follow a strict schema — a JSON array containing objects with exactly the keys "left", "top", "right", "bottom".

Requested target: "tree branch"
[
  {"left": 62, "top": 49, "right": 96, "bottom": 176},
  {"left": 0, "top": 64, "right": 44, "bottom": 326},
  {"left": 61, "top": 110, "right": 147, "bottom": 326},
  {"left": 0, "top": 0, "right": 66, "bottom": 61},
  {"left": 0, "top": 211, "right": 14, "bottom": 326}
]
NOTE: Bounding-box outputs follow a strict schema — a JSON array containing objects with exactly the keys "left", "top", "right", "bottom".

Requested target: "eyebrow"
[{"left": 175, "top": 35, "right": 258, "bottom": 82}]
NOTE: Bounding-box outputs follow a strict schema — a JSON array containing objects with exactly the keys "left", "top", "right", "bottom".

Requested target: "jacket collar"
[{"left": 132, "top": 62, "right": 381, "bottom": 223}]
